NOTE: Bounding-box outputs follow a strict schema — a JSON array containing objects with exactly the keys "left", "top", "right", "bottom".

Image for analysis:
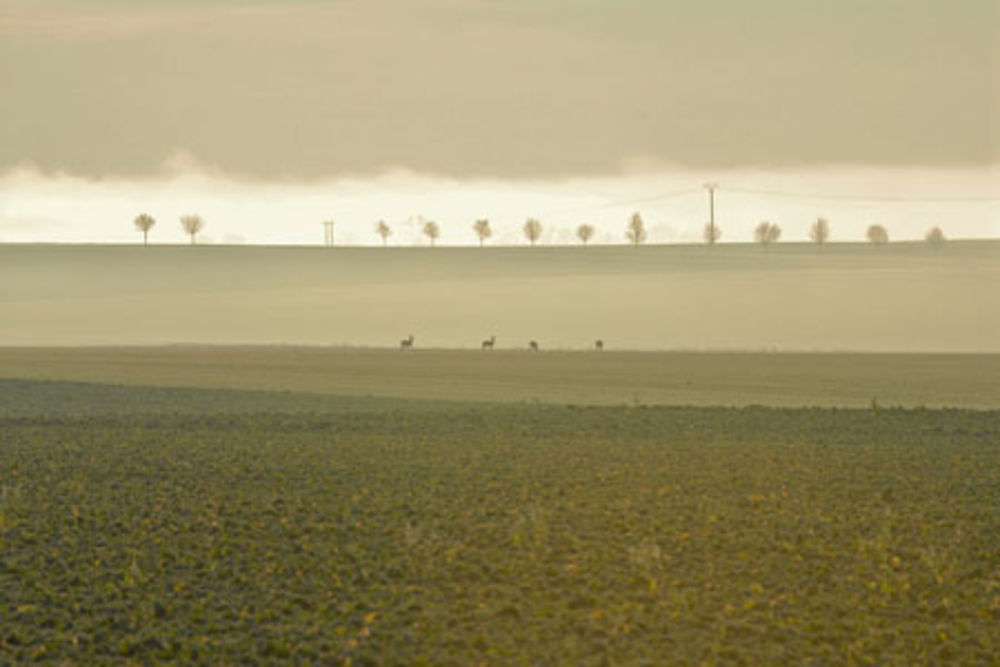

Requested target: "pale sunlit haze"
[{"left": 1, "top": 0, "right": 997, "bottom": 243}]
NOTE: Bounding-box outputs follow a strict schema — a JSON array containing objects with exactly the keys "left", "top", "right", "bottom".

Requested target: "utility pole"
[
  {"left": 322, "top": 220, "right": 335, "bottom": 246},
  {"left": 704, "top": 183, "right": 718, "bottom": 244}
]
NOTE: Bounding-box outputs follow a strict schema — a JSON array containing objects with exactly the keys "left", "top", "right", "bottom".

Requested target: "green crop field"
[
  {"left": 2, "top": 347, "right": 999, "bottom": 409},
  {"left": 2, "top": 379, "right": 999, "bottom": 663}
]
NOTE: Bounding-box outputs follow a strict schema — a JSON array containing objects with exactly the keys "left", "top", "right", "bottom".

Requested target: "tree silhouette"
[
  {"left": 422, "top": 220, "right": 440, "bottom": 246},
  {"left": 523, "top": 218, "right": 543, "bottom": 246},
  {"left": 867, "top": 224, "right": 889, "bottom": 245},
  {"left": 754, "top": 221, "right": 781, "bottom": 248},
  {"left": 133, "top": 213, "right": 155, "bottom": 246},
  {"left": 375, "top": 220, "right": 392, "bottom": 246},
  {"left": 925, "top": 225, "right": 946, "bottom": 248},
  {"left": 576, "top": 224, "right": 595, "bottom": 246},
  {"left": 810, "top": 217, "right": 830, "bottom": 247},
  {"left": 472, "top": 219, "right": 492, "bottom": 247},
  {"left": 703, "top": 222, "right": 721, "bottom": 245},
  {"left": 625, "top": 212, "right": 647, "bottom": 246},
  {"left": 180, "top": 214, "right": 205, "bottom": 245}
]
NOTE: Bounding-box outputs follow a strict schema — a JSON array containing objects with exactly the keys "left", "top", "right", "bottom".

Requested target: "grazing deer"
[
  {"left": 400, "top": 334, "right": 414, "bottom": 350},
  {"left": 595, "top": 339, "right": 604, "bottom": 351},
  {"left": 481, "top": 335, "right": 496, "bottom": 351},
  {"left": 529, "top": 340, "right": 539, "bottom": 352}
]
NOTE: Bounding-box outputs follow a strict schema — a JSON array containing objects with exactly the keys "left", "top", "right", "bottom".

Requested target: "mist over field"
[
  {"left": 2, "top": 242, "right": 996, "bottom": 351},
  {"left": 2, "top": 163, "right": 998, "bottom": 246}
]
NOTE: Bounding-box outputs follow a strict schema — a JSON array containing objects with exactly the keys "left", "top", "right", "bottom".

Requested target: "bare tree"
[
  {"left": 810, "top": 217, "right": 830, "bottom": 247},
  {"left": 180, "top": 214, "right": 205, "bottom": 245},
  {"left": 625, "top": 212, "right": 647, "bottom": 247},
  {"left": 703, "top": 222, "right": 721, "bottom": 245},
  {"left": 472, "top": 218, "right": 492, "bottom": 247},
  {"left": 925, "top": 225, "right": 946, "bottom": 248},
  {"left": 523, "top": 218, "right": 543, "bottom": 246},
  {"left": 754, "top": 221, "right": 781, "bottom": 248},
  {"left": 867, "top": 224, "right": 889, "bottom": 245},
  {"left": 375, "top": 220, "right": 392, "bottom": 246},
  {"left": 422, "top": 220, "right": 440, "bottom": 246},
  {"left": 576, "top": 224, "right": 595, "bottom": 246},
  {"left": 133, "top": 213, "right": 156, "bottom": 246}
]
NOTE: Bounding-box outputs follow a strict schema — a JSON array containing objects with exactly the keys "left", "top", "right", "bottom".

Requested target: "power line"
[
  {"left": 600, "top": 186, "right": 703, "bottom": 207},
  {"left": 540, "top": 183, "right": 999, "bottom": 219},
  {"left": 382, "top": 183, "right": 997, "bottom": 235},
  {"left": 720, "top": 186, "right": 1000, "bottom": 203},
  {"left": 541, "top": 186, "right": 702, "bottom": 217}
]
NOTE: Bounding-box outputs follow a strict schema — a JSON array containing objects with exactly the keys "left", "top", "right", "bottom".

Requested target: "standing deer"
[
  {"left": 529, "top": 340, "right": 539, "bottom": 352},
  {"left": 595, "top": 339, "right": 604, "bottom": 351},
  {"left": 400, "top": 334, "right": 414, "bottom": 350},
  {"left": 481, "top": 335, "right": 496, "bottom": 351}
]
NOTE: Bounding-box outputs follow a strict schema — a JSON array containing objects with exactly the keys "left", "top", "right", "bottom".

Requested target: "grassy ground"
[
  {"left": 2, "top": 241, "right": 997, "bottom": 350},
  {"left": 2, "top": 380, "right": 998, "bottom": 663},
  {"left": 1, "top": 347, "right": 997, "bottom": 409}
]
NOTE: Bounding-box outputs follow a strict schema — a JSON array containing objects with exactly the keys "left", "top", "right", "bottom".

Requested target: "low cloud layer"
[{"left": 2, "top": 0, "right": 997, "bottom": 180}]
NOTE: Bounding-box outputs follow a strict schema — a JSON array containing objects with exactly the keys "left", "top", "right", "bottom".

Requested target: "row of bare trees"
[
  {"left": 860, "top": 223, "right": 945, "bottom": 246},
  {"left": 375, "top": 214, "right": 946, "bottom": 248},
  {"left": 752, "top": 219, "right": 945, "bottom": 248},
  {"left": 372, "top": 217, "right": 592, "bottom": 247},
  {"left": 132, "top": 214, "right": 205, "bottom": 245},
  {"left": 132, "top": 211, "right": 946, "bottom": 248}
]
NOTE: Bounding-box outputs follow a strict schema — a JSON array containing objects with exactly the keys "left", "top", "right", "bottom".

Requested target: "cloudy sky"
[{"left": 1, "top": 0, "right": 998, "bottom": 244}]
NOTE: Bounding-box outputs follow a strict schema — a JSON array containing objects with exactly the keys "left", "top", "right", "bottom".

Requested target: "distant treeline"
[{"left": 131, "top": 212, "right": 948, "bottom": 249}]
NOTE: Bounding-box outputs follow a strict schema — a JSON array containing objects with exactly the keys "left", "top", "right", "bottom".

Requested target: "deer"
[
  {"left": 481, "top": 335, "right": 496, "bottom": 351},
  {"left": 595, "top": 339, "right": 604, "bottom": 351},
  {"left": 400, "top": 334, "right": 414, "bottom": 350},
  {"left": 529, "top": 340, "right": 539, "bottom": 352}
]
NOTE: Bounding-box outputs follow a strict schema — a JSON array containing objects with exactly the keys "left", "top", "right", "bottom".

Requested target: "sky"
[{"left": 1, "top": 0, "right": 998, "bottom": 244}]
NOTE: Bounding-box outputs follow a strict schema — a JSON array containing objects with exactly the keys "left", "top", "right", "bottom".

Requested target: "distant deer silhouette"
[
  {"left": 400, "top": 334, "right": 414, "bottom": 350},
  {"left": 529, "top": 340, "right": 539, "bottom": 352},
  {"left": 595, "top": 339, "right": 604, "bottom": 351},
  {"left": 481, "top": 335, "right": 496, "bottom": 351}
]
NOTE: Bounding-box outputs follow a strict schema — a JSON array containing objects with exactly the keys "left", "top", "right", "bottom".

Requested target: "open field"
[
  {"left": 1, "top": 346, "right": 998, "bottom": 409},
  {"left": 3, "top": 242, "right": 996, "bottom": 661},
  {"left": 2, "top": 380, "right": 998, "bottom": 663},
  {"left": 1, "top": 241, "right": 997, "bottom": 350}
]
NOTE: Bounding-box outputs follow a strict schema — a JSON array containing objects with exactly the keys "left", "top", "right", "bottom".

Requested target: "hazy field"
[
  {"left": 1, "top": 347, "right": 998, "bottom": 409},
  {"left": 3, "top": 242, "right": 997, "bottom": 662},
  {"left": 3, "top": 380, "right": 998, "bottom": 663},
  {"left": 1, "top": 241, "right": 997, "bottom": 351}
]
